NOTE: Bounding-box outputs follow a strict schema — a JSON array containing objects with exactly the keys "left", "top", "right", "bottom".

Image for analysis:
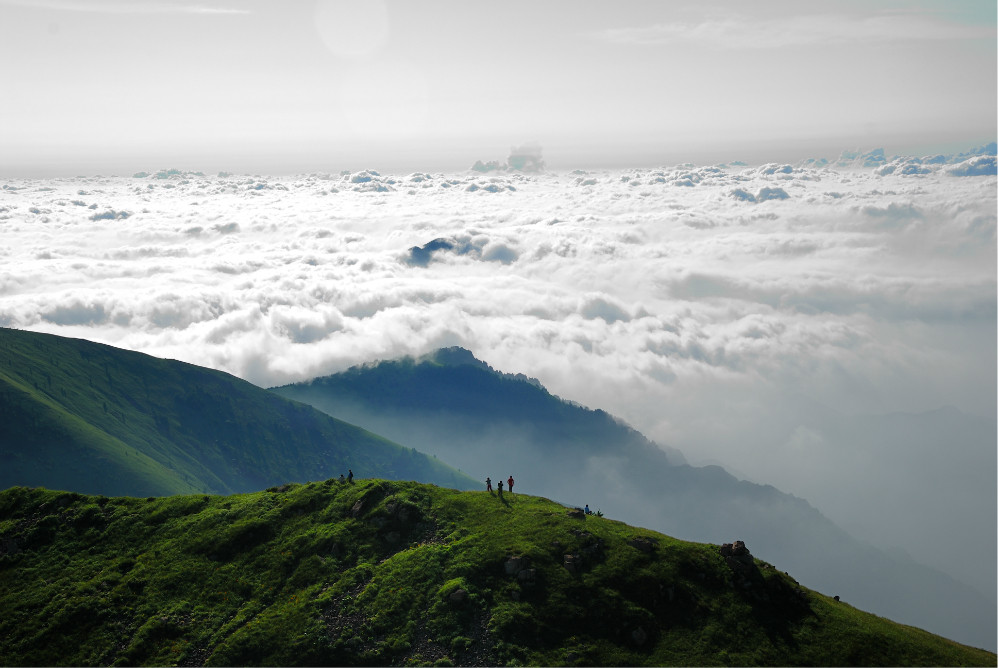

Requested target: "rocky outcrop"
[
  {"left": 350, "top": 500, "right": 364, "bottom": 518},
  {"left": 720, "top": 540, "right": 810, "bottom": 610},
  {"left": 720, "top": 540, "right": 755, "bottom": 576},
  {"left": 563, "top": 553, "right": 580, "bottom": 573},
  {"left": 504, "top": 555, "right": 536, "bottom": 583},
  {"left": 504, "top": 555, "right": 529, "bottom": 576},
  {"left": 504, "top": 555, "right": 538, "bottom": 601},
  {"left": 720, "top": 539, "right": 765, "bottom": 595},
  {"left": 628, "top": 536, "right": 657, "bottom": 554},
  {"left": 562, "top": 530, "right": 605, "bottom": 574}
]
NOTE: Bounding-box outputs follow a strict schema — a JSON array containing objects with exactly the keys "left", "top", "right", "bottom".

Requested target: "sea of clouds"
[{"left": 2, "top": 146, "right": 995, "bottom": 608}]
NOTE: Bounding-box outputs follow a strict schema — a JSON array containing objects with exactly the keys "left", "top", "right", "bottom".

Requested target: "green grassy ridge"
[
  {"left": 0, "top": 327, "right": 476, "bottom": 495},
  {"left": 0, "top": 482, "right": 992, "bottom": 667},
  {"left": 0, "top": 369, "right": 200, "bottom": 496}
]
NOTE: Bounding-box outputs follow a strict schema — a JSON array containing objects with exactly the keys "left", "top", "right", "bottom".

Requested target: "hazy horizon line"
[{"left": 2, "top": 136, "right": 994, "bottom": 179}]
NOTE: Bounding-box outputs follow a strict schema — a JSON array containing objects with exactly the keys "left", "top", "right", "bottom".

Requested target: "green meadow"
[{"left": 0, "top": 480, "right": 992, "bottom": 667}]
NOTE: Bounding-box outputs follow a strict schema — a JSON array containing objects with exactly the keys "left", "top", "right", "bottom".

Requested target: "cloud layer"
[{"left": 2, "top": 152, "right": 995, "bottom": 607}]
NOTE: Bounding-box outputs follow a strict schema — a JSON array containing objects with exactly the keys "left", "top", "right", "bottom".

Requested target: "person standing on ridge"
[
  {"left": 497, "top": 480, "right": 503, "bottom": 496},
  {"left": 507, "top": 475, "right": 514, "bottom": 494},
  {"left": 486, "top": 477, "right": 492, "bottom": 492},
  {"left": 347, "top": 469, "right": 354, "bottom": 484}
]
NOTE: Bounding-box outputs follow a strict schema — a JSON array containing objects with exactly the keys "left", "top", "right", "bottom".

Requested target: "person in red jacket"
[{"left": 507, "top": 475, "right": 514, "bottom": 494}]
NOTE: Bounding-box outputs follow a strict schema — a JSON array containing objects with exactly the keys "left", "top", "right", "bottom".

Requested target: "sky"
[
  {"left": 0, "top": 0, "right": 995, "bottom": 174},
  {"left": 0, "top": 0, "right": 996, "bottom": 648}
]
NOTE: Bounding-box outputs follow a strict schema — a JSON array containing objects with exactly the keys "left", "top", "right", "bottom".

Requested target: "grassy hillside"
[
  {"left": 0, "top": 483, "right": 992, "bottom": 667},
  {"left": 0, "top": 328, "right": 476, "bottom": 496}
]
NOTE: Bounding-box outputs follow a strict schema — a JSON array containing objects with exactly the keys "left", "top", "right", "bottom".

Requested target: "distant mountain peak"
[
  {"left": 420, "top": 347, "right": 546, "bottom": 388},
  {"left": 422, "top": 346, "right": 491, "bottom": 370}
]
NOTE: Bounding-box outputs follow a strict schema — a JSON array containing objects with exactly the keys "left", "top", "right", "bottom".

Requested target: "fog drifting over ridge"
[{"left": 1, "top": 149, "right": 995, "bottom": 617}]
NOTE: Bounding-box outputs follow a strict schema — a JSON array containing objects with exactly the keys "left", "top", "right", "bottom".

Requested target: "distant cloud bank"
[{"left": 472, "top": 142, "right": 546, "bottom": 173}]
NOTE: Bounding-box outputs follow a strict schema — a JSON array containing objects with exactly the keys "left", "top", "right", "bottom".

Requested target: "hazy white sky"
[{"left": 1, "top": 0, "right": 994, "bottom": 175}]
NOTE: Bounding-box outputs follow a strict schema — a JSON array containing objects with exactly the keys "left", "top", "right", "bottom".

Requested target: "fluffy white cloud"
[
  {"left": 948, "top": 155, "right": 997, "bottom": 177},
  {"left": 2, "top": 154, "right": 995, "bottom": 603}
]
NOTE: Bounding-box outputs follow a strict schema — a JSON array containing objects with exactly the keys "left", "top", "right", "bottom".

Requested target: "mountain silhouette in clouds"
[{"left": 272, "top": 347, "right": 996, "bottom": 650}]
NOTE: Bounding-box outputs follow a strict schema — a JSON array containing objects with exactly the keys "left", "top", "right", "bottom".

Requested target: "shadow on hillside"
[{"left": 743, "top": 570, "right": 814, "bottom": 648}]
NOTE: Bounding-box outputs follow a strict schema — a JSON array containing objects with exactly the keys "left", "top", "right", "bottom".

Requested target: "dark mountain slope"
[
  {"left": 0, "top": 328, "right": 475, "bottom": 496},
  {"left": 0, "top": 482, "right": 992, "bottom": 666},
  {"left": 272, "top": 347, "right": 996, "bottom": 651}
]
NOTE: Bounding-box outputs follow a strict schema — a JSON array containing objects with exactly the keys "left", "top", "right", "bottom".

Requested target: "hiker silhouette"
[
  {"left": 497, "top": 480, "right": 503, "bottom": 495},
  {"left": 486, "top": 477, "right": 492, "bottom": 492},
  {"left": 507, "top": 475, "right": 514, "bottom": 494}
]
